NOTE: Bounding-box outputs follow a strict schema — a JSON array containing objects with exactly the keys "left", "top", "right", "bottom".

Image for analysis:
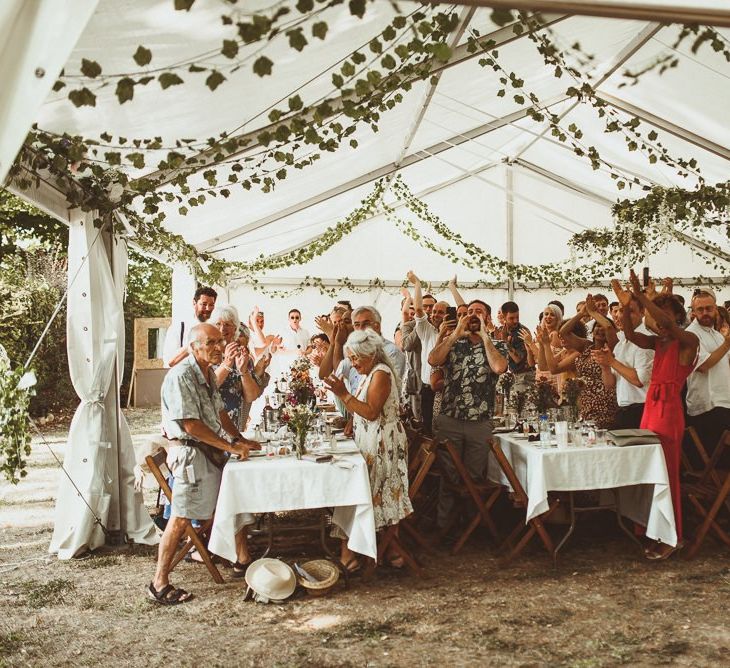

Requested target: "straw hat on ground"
[{"left": 245, "top": 558, "right": 296, "bottom": 603}]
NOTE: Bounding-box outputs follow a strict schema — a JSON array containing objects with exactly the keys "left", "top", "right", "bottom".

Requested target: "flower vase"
[{"left": 295, "top": 427, "right": 308, "bottom": 459}]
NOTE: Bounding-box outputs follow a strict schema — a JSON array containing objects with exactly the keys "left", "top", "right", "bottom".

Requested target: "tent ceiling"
[{"left": 24, "top": 0, "right": 730, "bottom": 282}]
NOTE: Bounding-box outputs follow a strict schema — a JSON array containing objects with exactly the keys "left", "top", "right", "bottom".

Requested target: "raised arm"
[
  {"left": 324, "top": 370, "right": 391, "bottom": 421},
  {"left": 696, "top": 324, "right": 730, "bottom": 373},
  {"left": 540, "top": 326, "right": 578, "bottom": 373},
  {"left": 448, "top": 275, "right": 466, "bottom": 307},
  {"left": 613, "top": 279, "right": 655, "bottom": 350},
  {"left": 407, "top": 270, "right": 425, "bottom": 318},
  {"left": 428, "top": 315, "right": 467, "bottom": 367},
  {"left": 585, "top": 294, "right": 618, "bottom": 350},
  {"left": 628, "top": 270, "right": 697, "bottom": 348},
  {"left": 558, "top": 306, "right": 593, "bottom": 353},
  {"left": 479, "top": 316, "right": 508, "bottom": 374}
]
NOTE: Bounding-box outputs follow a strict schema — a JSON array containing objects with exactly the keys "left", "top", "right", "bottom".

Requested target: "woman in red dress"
[{"left": 613, "top": 271, "right": 699, "bottom": 559}]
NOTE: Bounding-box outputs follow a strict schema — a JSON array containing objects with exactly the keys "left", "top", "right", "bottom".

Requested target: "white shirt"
[
  {"left": 281, "top": 325, "right": 310, "bottom": 353},
  {"left": 336, "top": 339, "right": 407, "bottom": 393},
  {"left": 414, "top": 314, "right": 439, "bottom": 386},
  {"left": 161, "top": 316, "right": 202, "bottom": 368},
  {"left": 611, "top": 324, "right": 655, "bottom": 407},
  {"left": 686, "top": 320, "right": 730, "bottom": 416}
]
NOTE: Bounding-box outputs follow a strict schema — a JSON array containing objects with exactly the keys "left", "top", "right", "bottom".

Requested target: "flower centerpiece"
[
  {"left": 280, "top": 357, "right": 318, "bottom": 458},
  {"left": 560, "top": 377, "right": 585, "bottom": 423},
  {"left": 527, "top": 377, "right": 559, "bottom": 416},
  {"left": 280, "top": 404, "right": 318, "bottom": 459}
]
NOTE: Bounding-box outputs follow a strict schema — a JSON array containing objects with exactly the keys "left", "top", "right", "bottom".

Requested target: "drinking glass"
[
  {"left": 555, "top": 421, "right": 569, "bottom": 448},
  {"left": 569, "top": 427, "right": 583, "bottom": 447},
  {"left": 595, "top": 429, "right": 608, "bottom": 447}
]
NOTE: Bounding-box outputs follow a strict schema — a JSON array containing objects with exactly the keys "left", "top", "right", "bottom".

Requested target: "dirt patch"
[{"left": 2, "top": 409, "right": 730, "bottom": 666}]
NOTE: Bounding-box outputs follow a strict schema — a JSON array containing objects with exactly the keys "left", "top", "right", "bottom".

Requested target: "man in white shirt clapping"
[
  {"left": 594, "top": 297, "right": 654, "bottom": 428},
  {"left": 686, "top": 289, "right": 730, "bottom": 461}
]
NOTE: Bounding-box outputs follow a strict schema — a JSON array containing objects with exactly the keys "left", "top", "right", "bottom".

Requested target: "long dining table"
[
  {"left": 487, "top": 431, "right": 677, "bottom": 552},
  {"left": 207, "top": 440, "right": 377, "bottom": 563}
]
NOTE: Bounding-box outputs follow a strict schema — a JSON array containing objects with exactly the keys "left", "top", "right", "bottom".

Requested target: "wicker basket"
[{"left": 296, "top": 559, "right": 340, "bottom": 597}]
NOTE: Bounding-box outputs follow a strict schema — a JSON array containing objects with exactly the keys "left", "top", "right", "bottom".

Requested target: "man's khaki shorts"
[{"left": 166, "top": 444, "right": 222, "bottom": 520}]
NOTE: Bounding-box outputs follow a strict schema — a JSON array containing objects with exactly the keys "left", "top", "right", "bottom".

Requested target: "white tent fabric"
[
  {"left": 0, "top": 0, "right": 97, "bottom": 183},
  {"left": 25, "top": 2, "right": 728, "bottom": 296},
  {"left": 2, "top": 1, "right": 729, "bottom": 552},
  {"left": 49, "top": 212, "right": 156, "bottom": 559}
]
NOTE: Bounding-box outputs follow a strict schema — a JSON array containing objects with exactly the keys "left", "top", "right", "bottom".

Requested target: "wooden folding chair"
[
  {"left": 683, "top": 426, "right": 715, "bottom": 482},
  {"left": 145, "top": 447, "right": 224, "bottom": 584},
  {"left": 400, "top": 427, "right": 440, "bottom": 551},
  {"left": 684, "top": 430, "right": 730, "bottom": 559},
  {"left": 436, "top": 438, "right": 502, "bottom": 555},
  {"left": 489, "top": 439, "right": 559, "bottom": 564}
]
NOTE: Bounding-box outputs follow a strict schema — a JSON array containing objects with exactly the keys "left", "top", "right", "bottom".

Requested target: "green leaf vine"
[{"left": 0, "top": 350, "right": 35, "bottom": 484}]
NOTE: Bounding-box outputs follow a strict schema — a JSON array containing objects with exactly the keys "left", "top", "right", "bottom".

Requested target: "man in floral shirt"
[{"left": 428, "top": 300, "right": 508, "bottom": 533}]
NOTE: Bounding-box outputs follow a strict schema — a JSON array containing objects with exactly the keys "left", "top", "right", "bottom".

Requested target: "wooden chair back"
[
  {"left": 684, "top": 430, "right": 730, "bottom": 559},
  {"left": 145, "top": 445, "right": 224, "bottom": 584}
]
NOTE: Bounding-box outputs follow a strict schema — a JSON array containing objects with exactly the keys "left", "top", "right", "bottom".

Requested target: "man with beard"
[
  {"left": 428, "top": 300, "right": 507, "bottom": 533},
  {"left": 499, "top": 300, "right": 534, "bottom": 392},
  {"left": 686, "top": 289, "right": 730, "bottom": 464},
  {"left": 405, "top": 270, "right": 450, "bottom": 434},
  {"left": 163, "top": 286, "right": 218, "bottom": 368}
]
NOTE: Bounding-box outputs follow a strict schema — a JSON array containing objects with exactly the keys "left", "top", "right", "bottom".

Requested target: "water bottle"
[{"left": 539, "top": 414, "right": 551, "bottom": 444}]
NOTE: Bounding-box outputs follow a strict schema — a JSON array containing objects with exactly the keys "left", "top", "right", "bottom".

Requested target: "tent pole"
[
  {"left": 506, "top": 162, "right": 515, "bottom": 301},
  {"left": 102, "top": 219, "right": 125, "bottom": 546},
  {"left": 437, "top": 1, "right": 730, "bottom": 28}
]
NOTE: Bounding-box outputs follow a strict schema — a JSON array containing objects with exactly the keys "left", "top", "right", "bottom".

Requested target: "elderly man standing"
[
  {"left": 686, "top": 289, "right": 730, "bottom": 464},
  {"left": 148, "top": 323, "right": 259, "bottom": 605},
  {"left": 318, "top": 305, "right": 406, "bottom": 405},
  {"left": 429, "top": 301, "right": 507, "bottom": 533}
]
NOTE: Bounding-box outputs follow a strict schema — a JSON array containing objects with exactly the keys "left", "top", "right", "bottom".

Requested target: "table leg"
[
  {"left": 553, "top": 492, "right": 576, "bottom": 563},
  {"left": 319, "top": 510, "right": 348, "bottom": 588},
  {"left": 612, "top": 489, "right": 643, "bottom": 552}
]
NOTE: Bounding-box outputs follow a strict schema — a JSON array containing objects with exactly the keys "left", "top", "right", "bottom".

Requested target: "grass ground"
[{"left": 1, "top": 408, "right": 729, "bottom": 667}]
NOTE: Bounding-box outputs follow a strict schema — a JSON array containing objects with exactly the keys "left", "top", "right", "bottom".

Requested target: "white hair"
[
  {"left": 344, "top": 329, "right": 399, "bottom": 389},
  {"left": 351, "top": 305, "right": 381, "bottom": 324},
  {"left": 211, "top": 305, "right": 239, "bottom": 326}
]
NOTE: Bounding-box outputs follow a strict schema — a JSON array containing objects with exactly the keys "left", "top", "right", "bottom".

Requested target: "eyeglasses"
[{"left": 353, "top": 320, "right": 374, "bottom": 329}]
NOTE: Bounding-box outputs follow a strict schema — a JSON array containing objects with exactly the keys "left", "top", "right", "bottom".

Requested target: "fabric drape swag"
[{"left": 49, "top": 211, "right": 156, "bottom": 559}]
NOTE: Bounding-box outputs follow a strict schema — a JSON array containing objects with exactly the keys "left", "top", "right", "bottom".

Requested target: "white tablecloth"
[
  {"left": 487, "top": 434, "right": 677, "bottom": 547},
  {"left": 208, "top": 444, "right": 377, "bottom": 561}
]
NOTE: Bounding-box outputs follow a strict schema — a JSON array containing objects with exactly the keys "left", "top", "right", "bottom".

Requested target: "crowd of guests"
[{"left": 148, "top": 274, "right": 730, "bottom": 603}]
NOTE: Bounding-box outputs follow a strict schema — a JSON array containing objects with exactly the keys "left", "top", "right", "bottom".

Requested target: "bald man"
[{"left": 148, "top": 323, "right": 259, "bottom": 605}]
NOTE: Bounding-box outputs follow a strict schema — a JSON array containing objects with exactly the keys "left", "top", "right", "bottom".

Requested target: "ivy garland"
[
  {"left": 7, "top": 7, "right": 728, "bottom": 296},
  {"left": 0, "top": 350, "right": 35, "bottom": 484}
]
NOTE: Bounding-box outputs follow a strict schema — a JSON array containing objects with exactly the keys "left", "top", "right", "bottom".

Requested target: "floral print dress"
[
  {"left": 354, "top": 363, "right": 413, "bottom": 531},
  {"left": 574, "top": 348, "right": 617, "bottom": 428}
]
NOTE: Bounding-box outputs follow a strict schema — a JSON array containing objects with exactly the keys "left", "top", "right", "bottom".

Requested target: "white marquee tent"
[{"left": 1, "top": 0, "right": 729, "bottom": 557}]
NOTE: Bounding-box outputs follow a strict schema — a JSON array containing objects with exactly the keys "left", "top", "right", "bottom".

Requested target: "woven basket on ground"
[{"left": 296, "top": 559, "right": 340, "bottom": 597}]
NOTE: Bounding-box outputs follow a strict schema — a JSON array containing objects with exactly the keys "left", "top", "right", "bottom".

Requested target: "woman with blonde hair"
[{"left": 324, "top": 329, "right": 412, "bottom": 571}]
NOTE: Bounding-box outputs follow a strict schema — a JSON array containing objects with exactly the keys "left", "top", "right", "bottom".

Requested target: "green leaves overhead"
[
  {"left": 253, "top": 55, "right": 274, "bottom": 77},
  {"left": 80, "top": 58, "right": 102, "bottom": 78},
  {"left": 221, "top": 39, "right": 239, "bottom": 59},
  {"left": 287, "top": 28, "right": 308, "bottom": 52},
  {"left": 206, "top": 70, "right": 226, "bottom": 91},
  {"left": 312, "top": 21, "right": 328, "bottom": 40},
  {"left": 116, "top": 77, "right": 135, "bottom": 104},
  {"left": 68, "top": 87, "right": 96, "bottom": 107},
  {"left": 158, "top": 72, "right": 184, "bottom": 89},
  {"left": 133, "top": 45, "right": 152, "bottom": 66}
]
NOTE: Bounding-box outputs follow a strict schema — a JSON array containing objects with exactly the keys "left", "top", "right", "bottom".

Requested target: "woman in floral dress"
[
  {"left": 324, "top": 329, "right": 413, "bottom": 571},
  {"left": 542, "top": 299, "right": 618, "bottom": 428}
]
